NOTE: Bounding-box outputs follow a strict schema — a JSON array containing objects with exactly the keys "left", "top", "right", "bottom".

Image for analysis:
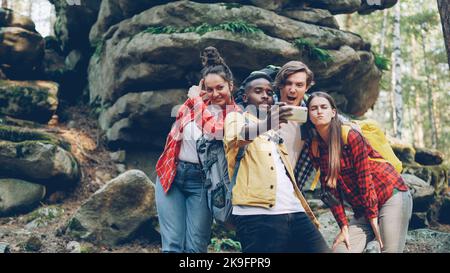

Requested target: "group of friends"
[{"left": 154, "top": 47, "right": 413, "bottom": 253}]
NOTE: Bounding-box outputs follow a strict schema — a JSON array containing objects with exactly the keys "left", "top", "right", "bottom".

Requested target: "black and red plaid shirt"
[{"left": 310, "top": 129, "right": 408, "bottom": 228}]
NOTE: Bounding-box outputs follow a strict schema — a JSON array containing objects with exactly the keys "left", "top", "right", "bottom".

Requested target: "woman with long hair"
[
  {"left": 306, "top": 91, "right": 412, "bottom": 253},
  {"left": 155, "top": 47, "right": 240, "bottom": 253}
]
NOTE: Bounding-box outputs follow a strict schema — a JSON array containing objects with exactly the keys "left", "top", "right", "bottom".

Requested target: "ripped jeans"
[{"left": 155, "top": 161, "right": 212, "bottom": 253}]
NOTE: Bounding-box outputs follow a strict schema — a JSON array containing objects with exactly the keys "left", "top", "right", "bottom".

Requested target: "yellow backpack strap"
[
  {"left": 341, "top": 124, "right": 351, "bottom": 145},
  {"left": 309, "top": 138, "right": 320, "bottom": 191},
  {"left": 310, "top": 170, "right": 320, "bottom": 191}
]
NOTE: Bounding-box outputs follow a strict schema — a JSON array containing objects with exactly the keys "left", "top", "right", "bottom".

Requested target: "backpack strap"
[
  {"left": 341, "top": 123, "right": 388, "bottom": 165},
  {"left": 309, "top": 138, "right": 321, "bottom": 191},
  {"left": 341, "top": 124, "right": 352, "bottom": 145}
]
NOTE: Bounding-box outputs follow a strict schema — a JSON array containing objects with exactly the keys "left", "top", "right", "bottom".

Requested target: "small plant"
[
  {"left": 25, "top": 206, "right": 64, "bottom": 228},
  {"left": 373, "top": 51, "right": 390, "bottom": 71},
  {"left": 92, "top": 40, "right": 105, "bottom": 61},
  {"left": 142, "top": 25, "right": 179, "bottom": 35},
  {"left": 210, "top": 238, "right": 241, "bottom": 252},
  {"left": 293, "top": 38, "right": 333, "bottom": 63},
  {"left": 142, "top": 21, "right": 262, "bottom": 37}
]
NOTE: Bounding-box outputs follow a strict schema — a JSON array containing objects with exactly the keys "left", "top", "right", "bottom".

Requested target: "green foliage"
[
  {"left": 142, "top": 26, "right": 179, "bottom": 35},
  {"left": 210, "top": 238, "right": 241, "bottom": 252},
  {"left": 142, "top": 21, "right": 262, "bottom": 36},
  {"left": 293, "top": 38, "right": 333, "bottom": 63},
  {"left": 25, "top": 206, "right": 64, "bottom": 227},
  {"left": 373, "top": 51, "right": 391, "bottom": 71},
  {"left": 338, "top": 0, "right": 449, "bottom": 159}
]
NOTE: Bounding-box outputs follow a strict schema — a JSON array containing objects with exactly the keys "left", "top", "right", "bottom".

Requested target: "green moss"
[
  {"left": 0, "top": 125, "right": 71, "bottom": 151},
  {"left": 25, "top": 206, "right": 64, "bottom": 227},
  {"left": 92, "top": 40, "right": 105, "bottom": 61},
  {"left": 293, "top": 38, "right": 333, "bottom": 64},
  {"left": 403, "top": 163, "right": 448, "bottom": 194}
]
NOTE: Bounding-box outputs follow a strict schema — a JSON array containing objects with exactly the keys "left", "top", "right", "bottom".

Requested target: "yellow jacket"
[{"left": 223, "top": 112, "right": 319, "bottom": 228}]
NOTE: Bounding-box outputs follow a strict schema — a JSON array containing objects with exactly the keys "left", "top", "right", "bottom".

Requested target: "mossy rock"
[
  {"left": 0, "top": 124, "right": 70, "bottom": 150},
  {"left": 414, "top": 147, "right": 444, "bottom": 166},
  {"left": 0, "top": 125, "right": 79, "bottom": 186},
  {"left": 392, "top": 143, "right": 416, "bottom": 164},
  {"left": 403, "top": 164, "right": 448, "bottom": 196},
  {"left": 24, "top": 206, "right": 64, "bottom": 228},
  {"left": 0, "top": 80, "right": 58, "bottom": 123}
]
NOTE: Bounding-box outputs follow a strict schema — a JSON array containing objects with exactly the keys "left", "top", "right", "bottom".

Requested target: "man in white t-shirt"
[{"left": 275, "top": 61, "right": 317, "bottom": 191}]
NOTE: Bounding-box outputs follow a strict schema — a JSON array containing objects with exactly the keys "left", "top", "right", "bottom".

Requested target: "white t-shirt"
[
  {"left": 178, "top": 121, "right": 203, "bottom": 163},
  {"left": 279, "top": 121, "right": 304, "bottom": 168},
  {"left": 177, "top": 105, "right": 222, "bottom": 163},
  {"left": 232, "top": 142, "right": 305, "bottom": 215}
]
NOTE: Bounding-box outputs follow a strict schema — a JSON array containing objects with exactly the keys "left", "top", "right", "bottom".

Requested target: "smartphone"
[{"left": 285, "top": 106, "right": 308, "bottom": 123}]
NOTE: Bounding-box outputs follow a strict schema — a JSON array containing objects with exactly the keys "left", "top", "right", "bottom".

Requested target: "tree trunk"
[
  {"left": 411, "top": 37, "right": 424, "bottom": 147},
  {"left": 437, "top": 0, "right": 450, "bottom": 69},
  {"left": 380, "top": 9, "right": 389, "bottom": 55},
  {"left": 420, "top": 30, "right": 439, "bottom": 149},
  {"left": 391, "top": 3, "right": 403, "bottom": 139}
]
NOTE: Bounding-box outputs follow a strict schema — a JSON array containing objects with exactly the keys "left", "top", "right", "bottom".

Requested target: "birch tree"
[
  {"left": 437, "top": 0, "right": 450, "bottom": 68},
  {"left": 391, "top": 3, "right": 403, "bottom": 139}
]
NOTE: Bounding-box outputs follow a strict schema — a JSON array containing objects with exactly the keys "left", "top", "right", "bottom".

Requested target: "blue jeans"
[
  {"left": 234, "top": 212, "right": 330, "bottom": 253},
  {"left": 155, "top": 161, "right": 212, "bottom": 253}
]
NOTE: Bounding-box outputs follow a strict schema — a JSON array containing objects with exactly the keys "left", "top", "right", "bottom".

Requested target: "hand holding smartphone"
[{"left": 284, "top": 106, "right": 307, "bottom": 123}]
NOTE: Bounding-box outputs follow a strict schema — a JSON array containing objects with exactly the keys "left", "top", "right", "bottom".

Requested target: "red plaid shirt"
[
  {"left": 310, "top": 129, "right": 408, "bottom": 228},
  {"left": 156, "top": 96, "right": 241, "bottom": 193}
]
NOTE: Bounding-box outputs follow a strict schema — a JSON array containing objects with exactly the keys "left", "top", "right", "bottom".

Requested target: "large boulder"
[
  {"left": 0, "top": 125, "right": 79, "bottom": 186},
  {"left": 65, "top": 170, "right": 157, "bottom": 246},
  {"left": 89, "top": 0, "right": 170, "bottom": 45},
  {"left": 414, "top": 147, "right": 444, "bottom": 166},
  {"left": 305, "top": 0, "right": 398, "bottom": 14},
  {"left": 0, "top": 178, "right": 46, "bottom": 217},
  {"left": 402, "top": 164, "right": 448, "bottom": 196},
  {"left": 391, "top": 142, "right": 416, "bottom": 164},
  {"left": 0, "top": 8, "right": 36, "bottom": 32},
  {"left": 98, "top": 89, "right": 186, "bottom": 148},
  {"left": 402, "top": 174, "right": 435, "bottom": 213},
  {"left": 88, "top": 2, "right": 381, "bottom": 114},
  {"left": 49, "top": 0, "right": 102, "bottom": 53},
  {"left": 305, "top": 0, "right": 362, "bottom": 14},
  {"left": 280, "top": 7, "right": 340, "bottom": 29},
  {"left": 0, "top": 80, "right": 59, "bottom": 123},
  {"left": 409, "top": 212, "right": 429, "bottom": 230},
  {"left": 438, "top": 193, "right": 450, "bottom": 225},
  {"left": 0, "top": 26, "right": 44, "bottom": 77}
]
